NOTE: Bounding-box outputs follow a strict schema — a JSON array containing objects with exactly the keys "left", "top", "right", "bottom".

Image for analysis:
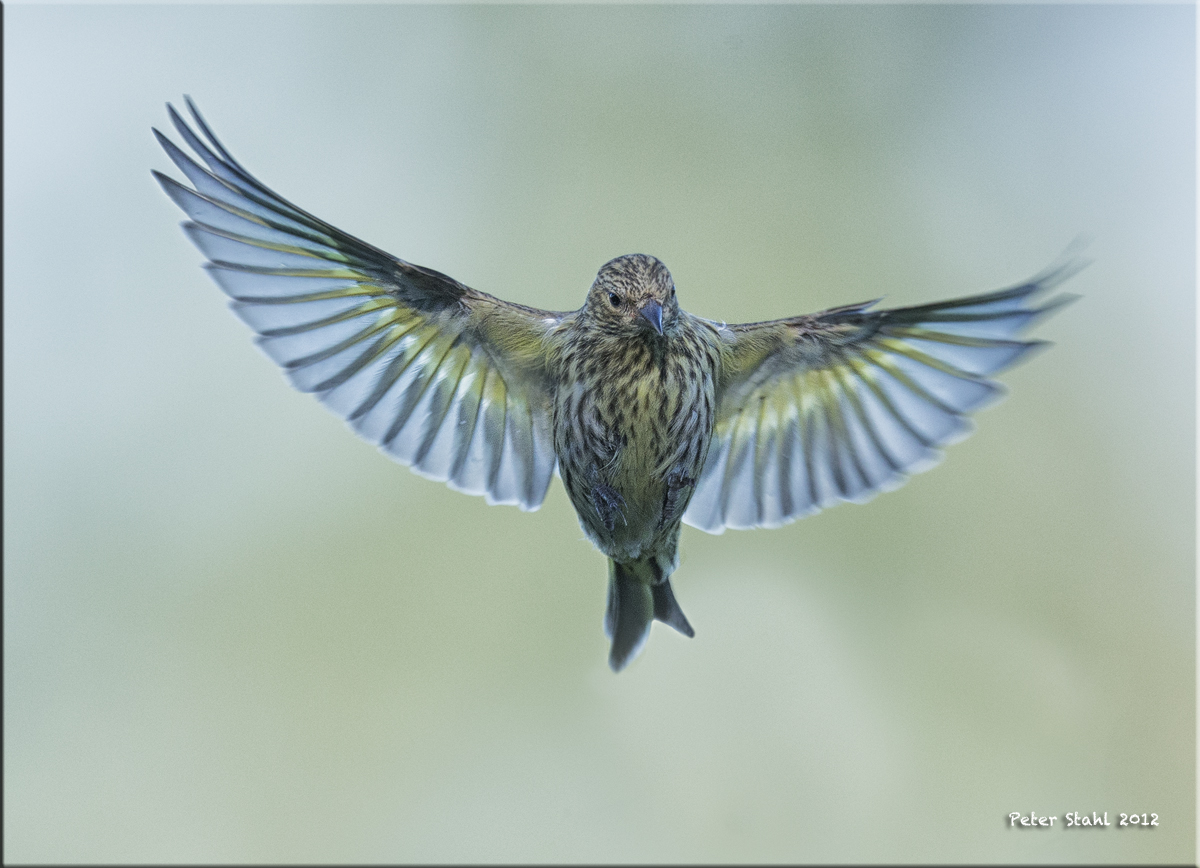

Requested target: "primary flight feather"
[{"left": 154, "top": 98, "right": 1079, "bottom": 671}]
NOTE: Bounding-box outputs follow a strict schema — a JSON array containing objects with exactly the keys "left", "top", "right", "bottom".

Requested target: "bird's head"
[{"left": 586, "top": 254, "right": 679, "bottom": 338}]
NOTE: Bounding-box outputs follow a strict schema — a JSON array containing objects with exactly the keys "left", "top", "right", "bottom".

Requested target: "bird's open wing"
[
  {"left": 683, "top": 264, "right": 1081, "bottom": 533},
  {"left": 154, "top": 99, "right": 564, "bottom": 510}
]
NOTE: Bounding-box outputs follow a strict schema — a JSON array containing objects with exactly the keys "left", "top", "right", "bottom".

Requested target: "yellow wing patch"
[
  {"left": 155, "top": 101, "right": 557, "bottom": 510},
  {"left": 684, "top": 270, "right": 1079, "bottom": 533}
]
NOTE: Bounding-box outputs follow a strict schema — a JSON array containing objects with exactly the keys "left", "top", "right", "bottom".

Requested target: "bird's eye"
[{"left": 608, "top": 292, "right": 621, "bottom": 308}]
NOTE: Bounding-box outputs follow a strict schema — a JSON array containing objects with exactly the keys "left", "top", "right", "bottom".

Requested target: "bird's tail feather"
[
  {"left": 605, "top": 559, "right": 694, "bottom": 672},
  {"left": 652, "top": 579, "right": 695, "bottom": 638}
]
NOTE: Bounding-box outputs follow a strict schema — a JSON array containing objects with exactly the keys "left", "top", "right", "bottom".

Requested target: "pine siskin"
[{"left": 154, "top": 99, "right": 1080, "bottom": 671}]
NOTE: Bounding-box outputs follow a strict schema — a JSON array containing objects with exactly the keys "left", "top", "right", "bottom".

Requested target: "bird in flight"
[{"left": 154, "top": 98, "right": 1079, "bottom": 671}]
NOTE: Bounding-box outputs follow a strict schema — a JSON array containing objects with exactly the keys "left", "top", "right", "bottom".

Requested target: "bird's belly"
[{"left": 554, "top": 373, "right": 713, "bottom": 561}]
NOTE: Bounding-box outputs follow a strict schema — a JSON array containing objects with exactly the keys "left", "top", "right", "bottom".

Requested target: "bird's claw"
[
  {"left": 661, "top": 469, "right": 695, "bottom": 525},
  {"left": 592, "top": 484, "right": 627, "bottom": 532}
]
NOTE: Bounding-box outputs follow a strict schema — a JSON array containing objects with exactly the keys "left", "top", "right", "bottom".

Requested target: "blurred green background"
[{"left": 5, "top": 4, "right": 1194, "bottom": 863}]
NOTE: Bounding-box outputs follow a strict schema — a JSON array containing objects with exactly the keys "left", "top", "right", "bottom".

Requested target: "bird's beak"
[{"left": 638, "top": 300, "right": 664, "bottom": 335}]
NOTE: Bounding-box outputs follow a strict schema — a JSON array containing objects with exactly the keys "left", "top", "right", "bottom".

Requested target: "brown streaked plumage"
[{"left": 154, "top": 99, "right": 1081, "bottom": 671}]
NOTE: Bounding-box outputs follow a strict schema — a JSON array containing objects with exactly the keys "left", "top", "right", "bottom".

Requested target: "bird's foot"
[
  {"left": 660, "top": 469, "right": 695, "bottom": 526},
  {"left": 592, "top": 484, "right": 627, "bottom": 532}
]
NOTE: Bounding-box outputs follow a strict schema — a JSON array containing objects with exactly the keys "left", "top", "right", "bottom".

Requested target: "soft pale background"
[{"left": 5, "top": 4, "right": 1194, "bottom": 864}]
